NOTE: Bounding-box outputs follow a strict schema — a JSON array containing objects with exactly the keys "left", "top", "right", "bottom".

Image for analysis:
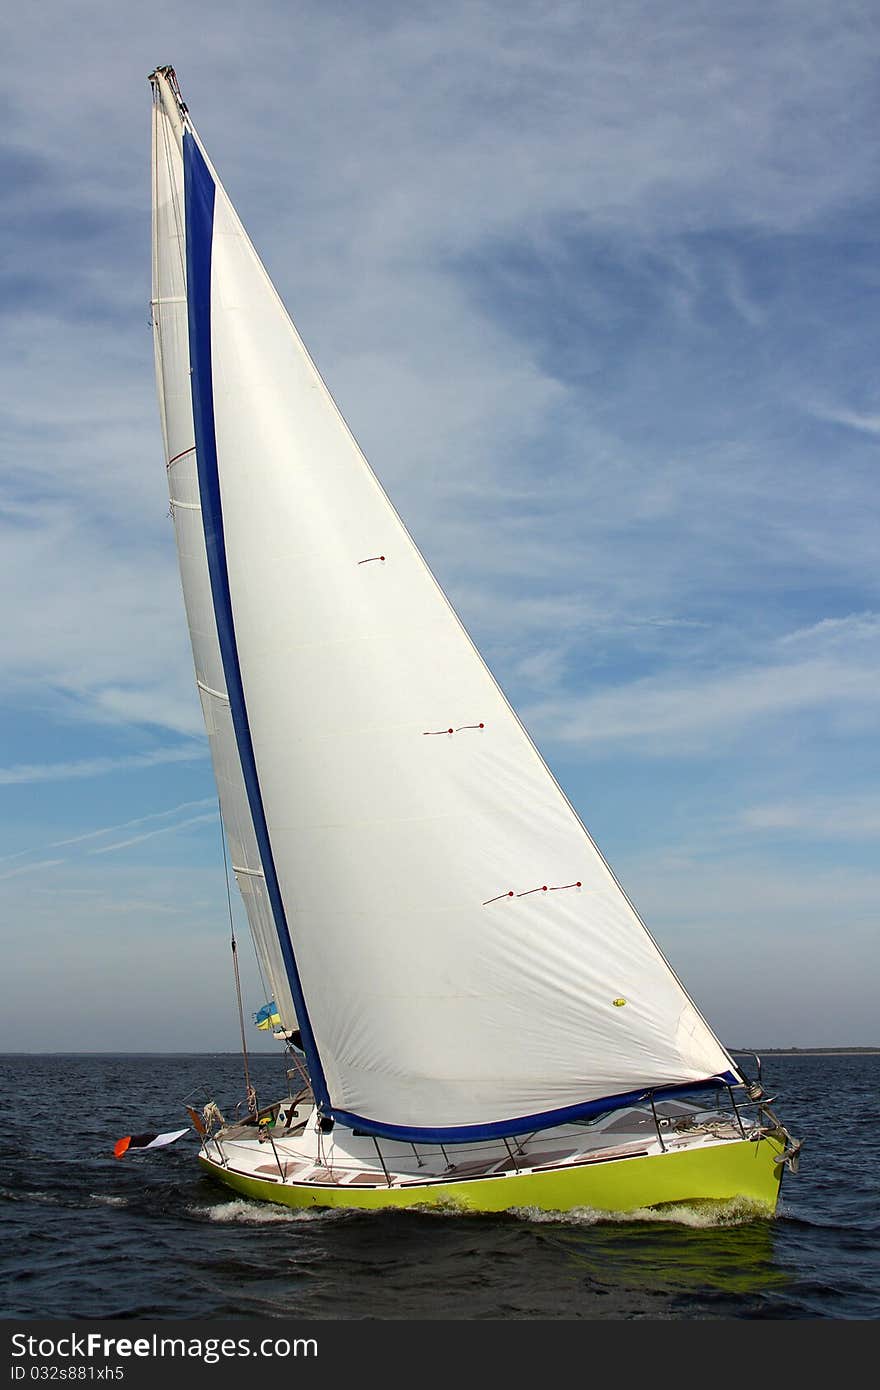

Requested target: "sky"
[{"left": 1, "top": 0, "right": 878, "bottom": 1054}]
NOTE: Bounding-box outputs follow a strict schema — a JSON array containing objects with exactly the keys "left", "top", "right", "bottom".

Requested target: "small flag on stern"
[
  {"left": 113, "top": 1127, "right": 189, "bottom": 1158},
  {"left": 254, "top": 1001, "right": 281, "bottom": 1030}
]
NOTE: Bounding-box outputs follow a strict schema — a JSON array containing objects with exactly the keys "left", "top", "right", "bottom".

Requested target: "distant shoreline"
[
  {"left": 1, "top": 1046, "right": 878, "bottom": 1056},
  {"left": 731, "top": 1048, "right": 880, "bottom": 1056}
]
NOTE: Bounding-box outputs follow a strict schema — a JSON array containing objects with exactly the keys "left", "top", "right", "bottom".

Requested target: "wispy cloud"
[
  {"left": 51, "top": 798, "right": 216, "bottom": 848},
  {"left": 0, "top": 797, "right": 217, "bottom": 865},
  {"left": 741, "top": 796, "right": 880, "bottom": 840},
  {"left": 90, "top": 811, "right": 218, "bottom": 854},
  {"left": 804, "top": 402, "right": 880, "bottom": 436},
  {"left": 0, "top": 858, "right": 66, "bottom": 882},
  {"left": 0, "top": 746, "right": 206, "bottom": 786},
  {"left": 525, "top": 614, "right": 880, "bottom": 752},
  {"left": 0, "top": 800, "right": 219, "bottom": 876}
]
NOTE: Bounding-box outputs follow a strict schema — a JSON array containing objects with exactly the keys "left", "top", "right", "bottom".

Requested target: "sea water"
[{"left": 1, "top": 1052, "right": 877, "bottom": 1320}]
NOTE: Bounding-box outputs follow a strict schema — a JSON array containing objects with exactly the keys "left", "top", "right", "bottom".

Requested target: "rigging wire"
[
  {"left": 247, "top": 898, "right": 270, "bottom": 1003},
  {"left": 219, "top": 799, "right": 255, "bottom": 1113}
]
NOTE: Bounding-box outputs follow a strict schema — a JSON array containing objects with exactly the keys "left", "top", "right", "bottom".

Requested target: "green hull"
[{"left": 199, "top": 1132, "right": 785, "bottom": 1216}]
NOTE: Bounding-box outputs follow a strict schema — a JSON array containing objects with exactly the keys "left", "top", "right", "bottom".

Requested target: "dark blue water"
[{"left": 1, "top": 1053, "right": 877, "bottom": 1319}]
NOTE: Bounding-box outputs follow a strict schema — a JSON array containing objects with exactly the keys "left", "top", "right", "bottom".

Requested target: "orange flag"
[{"left": 113, "top": 1127, "right": 189, "bottom": 1158}]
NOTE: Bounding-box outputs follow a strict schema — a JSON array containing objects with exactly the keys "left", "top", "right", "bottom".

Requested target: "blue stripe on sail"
[
  {"left": 183, "top": 131, "right": 330, "bottom": 1114},
  {"left": 331, "top": 1072, "right": 742, "bottom": 1144}
]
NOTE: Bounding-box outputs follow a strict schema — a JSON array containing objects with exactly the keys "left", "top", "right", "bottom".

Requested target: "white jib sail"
[
  {"left": 151, "top": 75, "right": 297, "bottom": 1036},
  {"left": 150, "top": 69, "right": 740, "bottom": 1139}
]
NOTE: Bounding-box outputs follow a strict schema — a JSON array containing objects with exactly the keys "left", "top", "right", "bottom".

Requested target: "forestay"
[{"left": 150, "top": 69, "right": 740, "bottom": 1142}]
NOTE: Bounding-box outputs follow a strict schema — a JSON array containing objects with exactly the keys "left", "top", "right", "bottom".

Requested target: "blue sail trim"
[
  {"left": 332, "top": 1072, "right": 742, "bottom": 1144},
  {"left": 182, "top": 131, "right": 330, "bottom": 1114}
]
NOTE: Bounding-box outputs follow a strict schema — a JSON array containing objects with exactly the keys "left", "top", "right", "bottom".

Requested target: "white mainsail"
[{"left": 150, "top": 68, "right": 741, "bottom": 1141}]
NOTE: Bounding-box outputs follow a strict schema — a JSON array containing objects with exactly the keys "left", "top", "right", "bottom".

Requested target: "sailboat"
[{"left": 149, "top": 66, "right": 801, "bottom": 1215}]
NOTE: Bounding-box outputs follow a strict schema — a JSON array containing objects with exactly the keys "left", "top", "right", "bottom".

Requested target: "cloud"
[
  {"left": 49, "top": 798, "right": 216, "bottom": 848},
  {"left": 803, "top": 403, "right": 880, "bottom": 436},
  {"left": 524, "top": 613, "right": 880, "bottom": 752},
  {"left": 0, "top": 858, "right": 66, "bottom": 882},
  {"left": 90, "top": 811, "right": 218, "bottom": 854},
  {"left": 741, "top": 796, "right": 880, "bottom": 840},
  {"left": 0, "top": 797, "right": 218, "bottom": 884},
  {"left": 0, "top": 746, "right": 206, "bottom": 786},
  {"left": 0, "top": 797, "right": 217, "bottom": 866}
]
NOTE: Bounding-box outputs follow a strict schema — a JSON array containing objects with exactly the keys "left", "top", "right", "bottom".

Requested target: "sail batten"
[{"left": 151, "top": 70, "right": 742, "bottom": 1141}]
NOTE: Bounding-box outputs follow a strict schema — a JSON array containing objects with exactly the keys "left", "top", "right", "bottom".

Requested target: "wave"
[
  {"left": 189, "top": 1197, "right": 346, "bottom": 1225},
  {"left": 508, "top": 1196, "right": 774, "bottom": 1228}
]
